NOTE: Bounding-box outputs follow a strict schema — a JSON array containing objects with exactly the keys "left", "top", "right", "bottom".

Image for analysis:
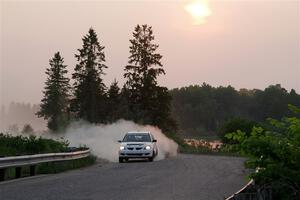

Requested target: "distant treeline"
[
  {"left": 170, "top": 83, "right": 300, "bottom": 136},
  {"left": 2, "top": 83, "right": 299, "bottom": 138}
]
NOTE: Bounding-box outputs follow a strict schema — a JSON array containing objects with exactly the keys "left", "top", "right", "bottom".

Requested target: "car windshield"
[{"left": 123, "top": 134, "right": 151, "bottom": 142}]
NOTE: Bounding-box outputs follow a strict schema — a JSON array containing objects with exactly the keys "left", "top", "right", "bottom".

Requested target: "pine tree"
[
  {"left": 107, "top": 79, "right": 121, "bottom": 122},
  {"left": 71, "top": 28, "right": 107, "bottom": 123},
  {"left": 22, "top": 124, "right": 34, "bottom": 134},
  {"left": 124, "top": 24, "right": 175, "bottom": 131},
  {"left": 37, "top": 52, "right": 70, "bottom": 131}
]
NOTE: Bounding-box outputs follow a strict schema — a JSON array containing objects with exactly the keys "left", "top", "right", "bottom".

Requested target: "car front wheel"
[
  {"left": 148, "top": 152, "right": 155, "bottom": 162},
  {"left": 148, "top": 157, "right": 153, "bottom": 162},
  {"left": 119, "top": 157, "right": 123, "bottom": 163}
]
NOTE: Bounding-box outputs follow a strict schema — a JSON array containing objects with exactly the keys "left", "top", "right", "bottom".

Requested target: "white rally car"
[{"left": 118, "top": 132, "right": 158, "bottom": 163}]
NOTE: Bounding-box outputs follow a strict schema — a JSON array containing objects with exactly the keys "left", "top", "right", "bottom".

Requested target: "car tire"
[
  {"left": 149, "top": 151, "right": 155, "bottom": 162},
  {"left": 119, "top": 158, "right": 123, "bottom": 163}
]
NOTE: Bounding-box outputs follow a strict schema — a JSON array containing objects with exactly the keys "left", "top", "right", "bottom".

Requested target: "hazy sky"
[{"left": 1, "top": 0, "right": 299, "bottom": 106}]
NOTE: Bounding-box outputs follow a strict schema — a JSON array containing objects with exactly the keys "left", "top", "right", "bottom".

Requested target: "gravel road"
[{"left": 0, "top": 154, "right": 248, "bottom": 200}]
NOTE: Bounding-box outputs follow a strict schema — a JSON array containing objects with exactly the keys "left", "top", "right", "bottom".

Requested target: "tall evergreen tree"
[
  {"left": 72, "top": 28, "right": 107, "bottom": 123},
  {"left": 37, "top": 52, "right": 70, "bottom": 131},
  {"left": 124, "top": 24, "right": 175, "bottom": 131},
  {"left": 107, "top": 79, "right": 121, "bottom": 122}
]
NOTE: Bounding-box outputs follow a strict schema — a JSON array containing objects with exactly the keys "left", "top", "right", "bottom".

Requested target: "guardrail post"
[
  {"left": 0, "top": 168, "right": 5, "bottom": 181},
  {"left": 30, "top": 165, "right": 36, "bottom": 176},
  {"left": 15, "top": 167, "right": 21, "bottom": 178}
]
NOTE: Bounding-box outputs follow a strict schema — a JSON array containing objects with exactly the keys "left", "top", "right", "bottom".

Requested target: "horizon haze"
[{"left": 1, "top": 0, "right": 299, "bottom": 106}]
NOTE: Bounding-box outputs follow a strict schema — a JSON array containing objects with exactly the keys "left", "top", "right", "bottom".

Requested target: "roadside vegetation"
[
  {"left": 0, "top": 133, "right": 68, "bottom": 157},
  {"left": 179, "top": 105, "right": 300, "bottom": 199},
  {"left": 0, "top": 133, "right": 96, "bottom": 181},
  {"left": 222, "top": 105, "right": 300, "bottom": 200}
]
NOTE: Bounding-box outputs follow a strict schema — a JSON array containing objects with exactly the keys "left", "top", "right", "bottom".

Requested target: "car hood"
[{"left": 120, "top": 142, "right": 152, "bottom": 146}]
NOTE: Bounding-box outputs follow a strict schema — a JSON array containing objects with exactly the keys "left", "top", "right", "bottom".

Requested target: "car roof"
[{"left": 126, "top": 131, "right": 150, "bottom": 135}]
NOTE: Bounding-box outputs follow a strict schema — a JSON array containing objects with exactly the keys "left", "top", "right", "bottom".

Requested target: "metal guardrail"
[
  {"left": 225, "top": 179, "right": 272, "bottom": 200},
  {"left": 225, "top": 167, "right": 272, "bottom": 200},
  {"left": 0, "top": 149, "right": 90, "bottom": 169},
  {"left": 0, "top": 149, "right": 90, "bottom": 181},
  {"left": 225, "top": 179, "right": 254, "bottom": 200}
]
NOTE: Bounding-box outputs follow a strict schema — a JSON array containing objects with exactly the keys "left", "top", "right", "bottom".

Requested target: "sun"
[{"left": 185, "top": 0, "right": 212, "bottom": 25}]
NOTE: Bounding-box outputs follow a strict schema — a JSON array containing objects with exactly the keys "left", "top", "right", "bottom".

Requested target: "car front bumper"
[{"left": 119, "top": 149, "right": 153, "bottom": 158}]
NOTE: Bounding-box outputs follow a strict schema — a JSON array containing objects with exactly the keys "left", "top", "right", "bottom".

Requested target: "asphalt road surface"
[{"left": 0, "top": 154, "right": 248, "bottom": 200}]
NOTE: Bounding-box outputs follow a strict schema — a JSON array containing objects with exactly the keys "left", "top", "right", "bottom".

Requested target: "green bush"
[
  {"left": 0, "top": 133, "right": 68, "bottom": 157},
  {"left": 218, "top": 118, "right": 259, "bottom": 144},
  {"left": 225, "top": 105, "right": 300, "bottom": 199}
]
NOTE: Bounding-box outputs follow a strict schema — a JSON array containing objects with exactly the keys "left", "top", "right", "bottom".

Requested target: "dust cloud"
[{"left": 62, "top": 120, "right": 178, "bottom": 162}]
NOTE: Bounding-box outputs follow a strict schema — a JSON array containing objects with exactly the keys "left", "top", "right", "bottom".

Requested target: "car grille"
[
  {"left": 126, "top": 153, "right": 143, "bottom": 156},
  {"left": 127, "top": 147, "right": 143, "bottom": 150}
]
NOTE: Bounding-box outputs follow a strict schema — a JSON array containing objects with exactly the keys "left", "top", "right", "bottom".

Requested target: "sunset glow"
[
  {"left": 185, "top": 0, "right": 212, "bottom": 24},
  {"left": 1, "top": 1, "right": 298, "bottom": 106}
]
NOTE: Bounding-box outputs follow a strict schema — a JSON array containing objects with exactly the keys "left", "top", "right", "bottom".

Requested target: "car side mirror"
[
  {"left": 152, "top": 139, "right": 157, "bottom": 143},
  {"left": 118, "top": 140, "right": 122, "bottom": 143}
]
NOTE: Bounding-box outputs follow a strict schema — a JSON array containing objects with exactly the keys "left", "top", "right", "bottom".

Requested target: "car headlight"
[
  {"left": 145, "top": 145, "right": 151, "bottom": 150},
  {"left": 120, "top": 146, "right": 125, "bottom": 150}
]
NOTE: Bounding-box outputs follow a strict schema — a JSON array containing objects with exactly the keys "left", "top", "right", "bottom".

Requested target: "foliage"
[
  {"left": 106, "top": 79, "right": 122, "bottom": 123},
  {"left": 219, "top": 118, "right": 259, "bottom": 143},
  {"left": 170, "top": 83, "right": 300, "bottom": 136},
  {"left": 224, "top": 105, "right": 300, "bottom": 199},
  {"left": 0, "top": 133, "right": 68, "bottom": 156},
  {"left": 22, "top": 124, "right": 34, "bottom": 134},
  {"left": 37, "top": 52, "right": 71, "bottom": 131},
  {"left": 123, "top": 24, "right": 176, "bottom": 132},
  {"left": 71, "top": 28, "right": 107, "bottom": 123},
  {"left": 31, "top": 25, "right": 178, "bottom": 135}
]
